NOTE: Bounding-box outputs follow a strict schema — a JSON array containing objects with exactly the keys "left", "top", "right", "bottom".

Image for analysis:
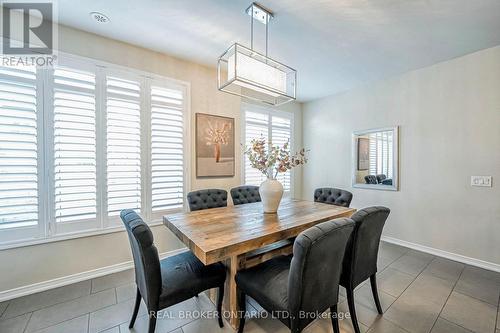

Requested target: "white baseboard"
[
  {"left": 381, "top": 236, "right": 500, "bottom": 273},
  {"left": 0, "top": 247, "right": 188, "bottom": 302}
]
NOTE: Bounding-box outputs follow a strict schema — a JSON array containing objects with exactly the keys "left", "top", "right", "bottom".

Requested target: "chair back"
[
  {"left": 341, "top": 206, "right": 390, "bottom": 288},
  {"left": 364, "top": 175, "right": 378, "bottom": 184},
  {"left": 288, "top": 218, "right": 354, "bottom": 330},
  {"left": 120, "top": 210, "right": 161, "bottom": 310},
  {"left": 314, "top": 187, "right": 353, "bottom": 207},
  {"left": 230, "top": 186, "right": 261, "bottom": 205},
  {"left": 187, "top": 189, "right": 227, "bottom": 211},
  {"left": 376, "top": 174, "right": 387, "bottom": 183}
]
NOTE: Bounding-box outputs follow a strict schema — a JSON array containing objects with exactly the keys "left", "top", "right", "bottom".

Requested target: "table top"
[{"left": 163, "top": 199, "right": 356, "bottom": 264}]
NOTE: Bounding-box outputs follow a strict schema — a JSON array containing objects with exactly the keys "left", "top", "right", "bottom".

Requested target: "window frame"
[
  {"left": 240, "top": 102, "right": 295, "bottom": 195},
  {"left": 0, "top": 51, "right": 191, "bottom": 250}
]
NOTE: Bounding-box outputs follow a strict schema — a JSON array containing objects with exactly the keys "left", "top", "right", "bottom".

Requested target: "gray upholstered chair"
[
  {"left": 340, "top": 207, "right": 390, "bottom": 333},
  {"left": 376, "top": 174, "right": 387, "bottom": 183},
  {"left": 381, "top": 178, "right": 393, "bottom": 186},
  {"left": 364, "top": 175, "right": 378, "bottom": 184},
  {"left": 314, "top": 187, "right": 353, "bottom": 207},
  {"left": 120, "top": 210, "right": 226, "bottom": 333},
  {"left": 187, "top": 189, "right": 227, "bottom": 211},
  {"left": 235, "top": 218, "right": 355, "bottom": 333},
  {"left": 230, "top": 186, "right": 261, "bottom": 205}
]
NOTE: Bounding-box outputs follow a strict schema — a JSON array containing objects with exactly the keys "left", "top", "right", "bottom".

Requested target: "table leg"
[{"left": 224, "top": 254, "right": 246, "bottom": 330}]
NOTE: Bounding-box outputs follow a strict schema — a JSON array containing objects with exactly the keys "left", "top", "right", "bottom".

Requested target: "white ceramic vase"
[{"left": 259, "top": 178, "right": 284, "bottom": 214}]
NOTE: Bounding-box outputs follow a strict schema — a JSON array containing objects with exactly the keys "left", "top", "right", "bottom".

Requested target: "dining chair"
[
  {"left": 339, "top": 206, "right": 390, "bottom": 333},
  {"left": 314, "top": 187, "right": 353, "bottom": 207},
  {"left": 120, "top": 210, "right": 227, "bottom": 333},
  {"left": 376, "top": 174, "right": 387, "bottom": 183},
  {"left": 364, "top": 175, "right": 378, "bottom": 184},
  {"left": 230, "top": 185, "right": 261, "bottom": 205},
  {"left": 235, "top": 218, "right": 355, "bottom": 333},
  {"left": 187, "top": 189, "right": 227, "bottom": 211}
]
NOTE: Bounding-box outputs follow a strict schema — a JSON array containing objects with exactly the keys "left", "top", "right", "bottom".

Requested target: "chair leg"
[
  {"left": 330, "top": 304, "right": 340, "bottom": 333},
  {"left": 129, "top": 288, "right": 141, "bottom": 328},
  {"left": 346, "top": 288, "right": 361, "bottom": 333},
  {"left": 237, "top": 288, "right": 246, "bottom": 333},
  {"left": 148, "top": 311, "right": 157, "bottom": 333},
  {"left": 290, "top": 319, "right": 301, "bottom": 333},
  {"left": 370, "top": 274, "right": 383, "bottom": 314},
  {"left": 217, "top": 284, "right": 225, "bottom": 328}
]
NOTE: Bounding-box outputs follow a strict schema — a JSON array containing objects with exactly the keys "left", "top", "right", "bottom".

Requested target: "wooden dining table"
[{"left": 163, "top": 199, "right": 356, "bottom": 329}]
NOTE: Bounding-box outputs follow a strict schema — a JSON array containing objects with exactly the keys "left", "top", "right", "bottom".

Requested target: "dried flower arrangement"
[
  {"left": 244, "top": 138, "right": 308, "bottom": 179},
  {"left": 205, "top": 121, "right": 230, "bottom": 163}
]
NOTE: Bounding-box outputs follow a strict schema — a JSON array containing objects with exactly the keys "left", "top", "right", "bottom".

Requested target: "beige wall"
[
  {"left": 302, "top": 46, "right": 500, "bottom": 266},
  {"left": 0, "top": 23, "right": 302, "bottom": 293}
]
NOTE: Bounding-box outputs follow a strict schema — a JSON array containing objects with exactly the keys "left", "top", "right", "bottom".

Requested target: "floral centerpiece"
[{"left": 244, "top": 138, "right": 307, "bottom": 213}]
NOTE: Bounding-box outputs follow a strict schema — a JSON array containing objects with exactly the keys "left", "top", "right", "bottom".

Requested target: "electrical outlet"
[{"left": 471, "top": 176, "right": 492, "bottom": 187}]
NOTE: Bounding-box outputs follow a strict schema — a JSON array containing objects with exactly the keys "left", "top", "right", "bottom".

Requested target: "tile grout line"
[
  {"left": 452, "top": 284, "right": 500, "bottom": 307},
  {"left": 496, "top": 294, "right": 500, "bottom": 332},
  {"left": 357, "top": 248, "right": 412, "bottom": 332},
  {"left": 451, "top": 289, "right": 499, "bottom": 307},
  {"left": 23, "top": 290, "right": 119, "bottom": 333},
  {"left": 380, "top": 255, "right": 436, "bottom": 333},
  {"left": 0, "top": 281, "right": 93, "bottom": 321},
  {"left": 427, "top": 263, "right": 465, "bottom": 333},
  {"left": 21, "top": 312, "right": 33, "bottom": 333},
  {"left": 437, "top": 317, "right": 474, "bottom": 333},
  {"left": 128, "top": 296, "right": 207, "bottom": 333},
  {"left": 0, "top": 301, "right": 11, "bottom": 318},
  {"left": 358, "top": 245, "right": 410, "bottom": 332}
]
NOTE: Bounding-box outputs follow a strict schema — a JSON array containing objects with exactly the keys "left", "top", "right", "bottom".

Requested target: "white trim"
[
  {"left": 0, "top": 218, "right": 171, "bottom": 251},
  {"left": 352, "top": 126, "right": 399, "bottom": 191},
  {"left": 0, "top": 247, "right": 188, "bottom": 302},
  {"left": 381, "top": 236, "right": 500, "bottom": 273},
  {"left": 57, "top": 51, "right": 191, "bottom": 89}
]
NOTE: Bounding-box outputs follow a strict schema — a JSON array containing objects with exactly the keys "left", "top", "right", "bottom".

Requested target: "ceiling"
[{"left": 55, "top": 0, "right": 500, "bottom": 102}]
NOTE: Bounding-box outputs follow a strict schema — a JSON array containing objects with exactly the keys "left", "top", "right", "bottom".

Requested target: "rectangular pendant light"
[{"left": 217, "top": 43, "right": 296, "bottom": 106}]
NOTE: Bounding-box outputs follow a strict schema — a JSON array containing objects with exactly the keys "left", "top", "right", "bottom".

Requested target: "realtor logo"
[
  {"left": 1, "top": 1, "right": 57, "bottom": 66},
  {"left": 2, "top": 2, "right": 53, "bottom": 54}
]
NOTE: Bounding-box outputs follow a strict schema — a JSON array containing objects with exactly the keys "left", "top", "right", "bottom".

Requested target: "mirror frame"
[{"left": 352, "top": 126, "right": 399, "bottom": 191}]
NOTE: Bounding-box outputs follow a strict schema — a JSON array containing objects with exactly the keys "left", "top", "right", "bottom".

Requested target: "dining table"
[{"left": 163, "top": 198, "right": 356, "bottom": 329}]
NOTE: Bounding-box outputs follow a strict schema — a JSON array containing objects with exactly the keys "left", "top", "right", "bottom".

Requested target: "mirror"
[{"left": 352, "top": 126, "right": 399, "bottom": 191}]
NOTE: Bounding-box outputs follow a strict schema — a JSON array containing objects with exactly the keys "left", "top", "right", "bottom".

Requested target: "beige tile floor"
[{"left": 1, "top": 242, "right": 499, "bottom": 333}]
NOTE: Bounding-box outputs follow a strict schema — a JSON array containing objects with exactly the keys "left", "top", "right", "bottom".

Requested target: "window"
[
  {"left": 0, "top": 54, "right": 189, "bottom": 247},
  {"left": 105, "top": 76, "right": 142, "bottom": 216},
  {"left": 150, "top": 84, "right": 185, "bottom": 214},
  {"left": 53, "top": 67, "right": 97, "bottom": 232},
  {"left": 0, "top": 65, "right": 39, "bottom": 242},
  {"left": 368, "top": 131, "right": 393, "bottom": 178},
  {"left": 242, "top": 104, "right": 294, "bottom": 192}
]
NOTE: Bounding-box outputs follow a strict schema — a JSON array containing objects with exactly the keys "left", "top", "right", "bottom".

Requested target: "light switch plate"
[{"left": 471, "top": 176, "right": 492, "bottom": 187}]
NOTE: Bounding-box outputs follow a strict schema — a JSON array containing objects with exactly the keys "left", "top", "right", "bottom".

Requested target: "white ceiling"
[{"left": 55, "top": 0, "right": 500, "bottom": 101}]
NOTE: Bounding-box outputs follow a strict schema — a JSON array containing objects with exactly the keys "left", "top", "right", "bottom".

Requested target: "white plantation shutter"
[
  {"left": 387, "top": 132, "right": 393, "bottom": 177},
  {"left": 243, "top": 106, "right": 294, "bottom": 192},
  {"left": 53, "top": 68, "right": 97, "bottom": 226},
  {"left": 150, "top": 84, "right": 185, "bottom": 212},
  {"left": 244, "top": 111, "right": 269, "bottom": 186},
  {"left": 271, "top": 116, "right": 291, "bottom": 191},
  {"left": 0, "top": 51, "right": 190, "bottom": 247},
  {"left": 0, "top": 65, "right": 39, "bottom": 232},
  {"left": 368, "top": 131, "right": 393, "bottom": 178},
  {"left": 369, "top": 135, "right": 377, "bottom": 176},
  {"left": 106, "top": 75, "right": 142, "bottom": 216}
]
